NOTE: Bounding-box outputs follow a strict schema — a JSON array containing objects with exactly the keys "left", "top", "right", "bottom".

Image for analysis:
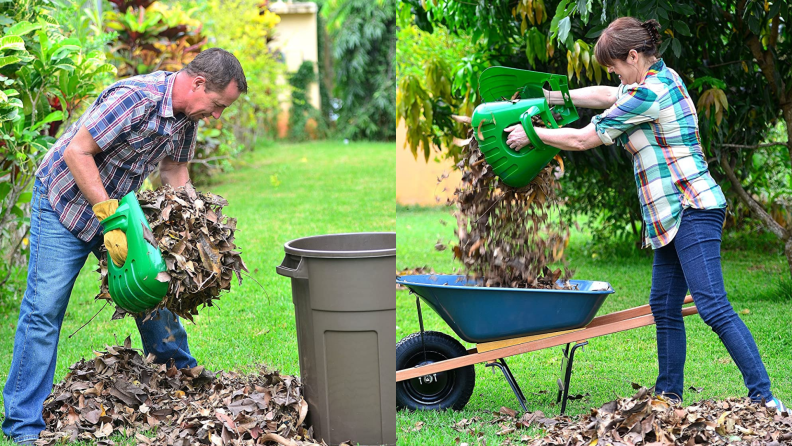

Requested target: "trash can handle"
[{"left": 276, "top": 255, "right": 308, "bottom": 279}]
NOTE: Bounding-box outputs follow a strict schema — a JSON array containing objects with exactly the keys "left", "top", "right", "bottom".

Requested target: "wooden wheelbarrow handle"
[{"left": 396, "top": 295, "right": 697, "bottom": 382}]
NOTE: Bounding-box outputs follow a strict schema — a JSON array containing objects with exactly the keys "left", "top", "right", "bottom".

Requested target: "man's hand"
[
  {"left": 504, "top": 125, "right": 530, "bottom": 151},
  {"left": 159, "top": 156, "right": 190, "bottom": 188},
  {"left": 93, "top": 199, "right": 127, "bottom": 266}
]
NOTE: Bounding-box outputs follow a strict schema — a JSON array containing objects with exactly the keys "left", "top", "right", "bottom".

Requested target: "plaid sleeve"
[
  {"left": 591, "top": 84, "right": 660, "bottom": 145},
  {"left": 170, "top": 121, "right": 197, "bottom": 162},
  {"left": 83, "top": 88, "right": 152, "bottom": 151}
]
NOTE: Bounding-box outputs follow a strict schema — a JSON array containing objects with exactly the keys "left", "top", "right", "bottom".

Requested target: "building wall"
[
  {"left": 270, "top": 2, "right": 320, "bottom": 137},
  {"left": 396, "top": 119, "right": 462, "bottom": 206}
]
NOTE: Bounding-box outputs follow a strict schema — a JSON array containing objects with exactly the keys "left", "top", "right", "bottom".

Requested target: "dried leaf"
[
  {"left": 40, "top": 343, "right": 322, "bottom": 446},
  {"left": 450, "top": 130, "right": 574, "bottom": 289},
  {"left": 98, "top": 184, "right": 250, "bottom": 320}
]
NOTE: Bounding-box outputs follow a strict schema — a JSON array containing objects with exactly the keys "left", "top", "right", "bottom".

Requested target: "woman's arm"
[
  {"left": 505, "top": 123, "right": 603, "bottom": 152},
  {"left": 546, "top": 86, "right": 618, "bottom": 109}
]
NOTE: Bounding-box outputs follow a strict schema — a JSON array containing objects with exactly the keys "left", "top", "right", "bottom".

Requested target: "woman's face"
[{"left": 606, "top": 50, "right": 643, "bottom": 85}]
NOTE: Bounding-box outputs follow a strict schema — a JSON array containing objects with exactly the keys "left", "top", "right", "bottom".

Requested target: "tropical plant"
[
  {"left": 325, "top": 0, "right": 396, "bottom": 141},
  {"left": 287, "top": 61, "right": 327, "bottom": 141},
  {"left": 397, "top": 0, "right": 792, "bottom": 275},
  {"left": 189, "top": 122, "right": 243, "bottom": 185},
  {"left": 0, "top": 0, "right": 115, "bottom": 294},
  {"left": 105, "top": 0, "right": 205, "bottom": 77},
  {"left": 395, "top": 17, "right": 477, "bottom": 161}
]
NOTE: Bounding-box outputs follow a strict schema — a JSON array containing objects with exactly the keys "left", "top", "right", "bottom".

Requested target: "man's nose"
[{"left": 212, "top": 110, "right": 222, "bottom": 119}]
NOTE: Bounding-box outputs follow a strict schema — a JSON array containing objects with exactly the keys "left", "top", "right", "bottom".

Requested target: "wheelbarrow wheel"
[{"left": 396, "top": 331, "right": 475, "bottom": 411}]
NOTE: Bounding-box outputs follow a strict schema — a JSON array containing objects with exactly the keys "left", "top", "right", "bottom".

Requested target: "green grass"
[
  {"left": 0, "top": 140, "right": 395, "bottom": 445},
  {"left": 396, "top": 205, "right": 792, "bottom": 446}
]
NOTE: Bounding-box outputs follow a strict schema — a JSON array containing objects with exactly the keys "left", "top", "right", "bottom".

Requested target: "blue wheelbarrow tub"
[{"left": 397, "top": 275, "right": 614, "bottom": 344}]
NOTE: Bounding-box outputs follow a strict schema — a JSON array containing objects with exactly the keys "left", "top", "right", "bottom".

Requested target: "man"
[{"left": 2, "top": 48, "right": 247, "bottom": 445}]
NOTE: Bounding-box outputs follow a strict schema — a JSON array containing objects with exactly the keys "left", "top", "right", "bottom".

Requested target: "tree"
[
  {"left": 325, "top": 0, "right": 396, "bottom": 141},
  {"left": 0, "top": 0, "right": 115, "bottom": 293},
  {"left": 397, "top": 0, "right": 792, "bottom": 275}
]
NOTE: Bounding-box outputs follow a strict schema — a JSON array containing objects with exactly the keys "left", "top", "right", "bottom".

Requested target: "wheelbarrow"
[{"left": 395, "top": 275, "right": 700, "bottom": 414}]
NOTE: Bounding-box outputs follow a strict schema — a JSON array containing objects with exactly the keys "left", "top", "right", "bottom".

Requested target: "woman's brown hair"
[{"left": 593, "top": 17, "right": 662, "bottom": 67}]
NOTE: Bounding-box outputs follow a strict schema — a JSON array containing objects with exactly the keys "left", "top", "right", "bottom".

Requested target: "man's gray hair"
[{"left": 183, "top": 48, "right": 248, "bottom": 94}]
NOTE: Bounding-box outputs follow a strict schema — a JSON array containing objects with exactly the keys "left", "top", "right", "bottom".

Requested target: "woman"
[{"left": 505, "top": 17, "right": 786, "bottom": 410}]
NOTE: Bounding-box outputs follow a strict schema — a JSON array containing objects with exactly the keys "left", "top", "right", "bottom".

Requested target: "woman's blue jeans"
[
  {"left": 650, "top": 207, "right": 773, "bottom": 402},
  {"left": 2, "top": 179, "right": 197, "bottom": 443}
]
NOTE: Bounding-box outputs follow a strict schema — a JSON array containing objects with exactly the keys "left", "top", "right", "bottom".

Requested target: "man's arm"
[
  {"left": 160, "top": 155, "right": 190, "bottom": 188},
  {"left": 62, "top": 125, "right": 110, "bottom": 206}
]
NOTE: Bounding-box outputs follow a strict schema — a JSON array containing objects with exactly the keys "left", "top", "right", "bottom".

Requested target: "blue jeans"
[
  {"left": 650, "top": 207, "right": 773, "bottom": 402},
  {"left": 2, "top": 179, "right": 196, "bottom": 443}
]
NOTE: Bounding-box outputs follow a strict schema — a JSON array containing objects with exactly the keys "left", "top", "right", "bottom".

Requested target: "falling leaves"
[
  {"left": 38, "top": 339, "right": 326, "bottom": 446},
  {"left": 396, "top": 266, "right": 437, "bottom": 290},
  {"left": 96, "top": 183, "right": 248, "bottom": 321},
  {"left": 449, "top": 133, "right": 574, "bottom": 289}
]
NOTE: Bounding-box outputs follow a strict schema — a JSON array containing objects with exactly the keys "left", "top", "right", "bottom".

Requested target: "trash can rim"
[{"left": 283, "top": 232, "right": 396, "bottom": 259}]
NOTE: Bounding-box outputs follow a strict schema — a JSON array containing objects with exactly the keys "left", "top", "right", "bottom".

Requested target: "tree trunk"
[
  {"left": 783, "top": 104, "right": 792, "bottom": 165},
  {"left": 719, "top": 155, "right": 792, "bottom": 277},
  {"left": 787, "top": 237, "right": 792, "bottom": 279}
]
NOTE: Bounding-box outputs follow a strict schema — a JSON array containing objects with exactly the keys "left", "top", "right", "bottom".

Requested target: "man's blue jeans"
[
  {"left": 2, "top": 179, "right": 197, "bottom": 443},
  {"left": 650, "top": 207, "right": 773, "bottom": 402}
]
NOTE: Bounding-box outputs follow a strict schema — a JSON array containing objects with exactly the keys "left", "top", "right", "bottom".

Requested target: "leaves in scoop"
[{"left": 96, "top": 184, "right": 248, "bottom": 320}]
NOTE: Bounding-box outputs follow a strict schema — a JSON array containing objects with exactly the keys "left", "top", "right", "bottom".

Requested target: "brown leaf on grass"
[
  {"left": 512, "top": 385, "right": 792, "bottom": 445},
  {"left": 500, "top": 406, "right": 518, "bottom": 418},
  {"left": 39, "top": 343, "right": 327, "bottom": 446}
]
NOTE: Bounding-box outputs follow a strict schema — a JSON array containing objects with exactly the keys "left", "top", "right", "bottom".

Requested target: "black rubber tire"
[{"left": 396, "top": 331, "right": 475, "bottom": 411}]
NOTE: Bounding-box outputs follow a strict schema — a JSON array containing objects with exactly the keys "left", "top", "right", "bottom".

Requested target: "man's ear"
[{"left": 192, "top": 75, "right": 206, "bottom": 91}]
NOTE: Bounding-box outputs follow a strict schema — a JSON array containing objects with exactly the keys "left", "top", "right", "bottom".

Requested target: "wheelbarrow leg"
[
  {"left": 414, "top": 293, "right": 428, "bottom": 364},
  {"left": 486, "top": 358, "right": 527, "bottom": 412},
  {"left": 556, "top": 341, "right": 587, "bottom": 415}
]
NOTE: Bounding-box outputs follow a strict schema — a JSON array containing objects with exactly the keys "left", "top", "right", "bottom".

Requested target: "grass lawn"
[
  {"left": 396, "top": 205, "right": 792, "bottom": 446},
  {"left": 0, "top": 140, "right": 395, "bottom": 445}
]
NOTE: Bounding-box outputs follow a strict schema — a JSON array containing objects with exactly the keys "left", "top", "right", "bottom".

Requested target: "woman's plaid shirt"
[
  {"left": 36, "top": 71, "right": 197, "bottom": 242},
  {"left": 591, "top": 59, "right": 726, "bottom": 249}
]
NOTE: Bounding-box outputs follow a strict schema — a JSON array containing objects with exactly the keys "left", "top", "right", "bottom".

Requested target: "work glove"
[{"left": 93, "top": 199, "right": 127, "bottom": 267}]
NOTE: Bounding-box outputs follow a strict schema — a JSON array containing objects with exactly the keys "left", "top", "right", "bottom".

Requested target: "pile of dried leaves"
[
  {"left": 97, "top": 183, "right": 247, "bottom": 320},
  {"left": 38, "top": 338, "right": 324, "bottom": 446},
  {"left": 470, "top": 386, "right": 792, "bottom": 445},
  {"left": 447, "top": 132, "right": 574, "bottom": 289}
]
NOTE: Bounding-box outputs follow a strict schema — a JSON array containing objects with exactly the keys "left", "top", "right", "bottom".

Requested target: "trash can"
[{"left": 276, "top": 232, "right": 396, "bottom": 446}]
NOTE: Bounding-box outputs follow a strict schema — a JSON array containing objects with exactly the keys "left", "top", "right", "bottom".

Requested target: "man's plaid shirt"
[
  {"left": 36, "top": 71, "right": 197, "bottom": 242},
  {"left": 591, "top": 59, "right": 726, "bottom": 249}
]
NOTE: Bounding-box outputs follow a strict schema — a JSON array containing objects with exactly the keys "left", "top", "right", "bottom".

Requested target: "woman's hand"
[{"left": 504, "top": 125, "right": 530, "bottom": 151}]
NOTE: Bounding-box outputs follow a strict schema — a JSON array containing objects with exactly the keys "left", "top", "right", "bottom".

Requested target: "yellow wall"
[
  {"left": 396, "top": 119, "right": 462, "bottom": 206},
  {"left": 270, "top": 1, "right": 320, "bottom": 136}
]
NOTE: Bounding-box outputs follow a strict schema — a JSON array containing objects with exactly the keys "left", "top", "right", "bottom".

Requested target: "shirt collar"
[
  {"left": 159, "top": 72, "right": 177, "bottom": 118},
  {"left": 647, "top": 58, "right": 665, "bottom": 76}
]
